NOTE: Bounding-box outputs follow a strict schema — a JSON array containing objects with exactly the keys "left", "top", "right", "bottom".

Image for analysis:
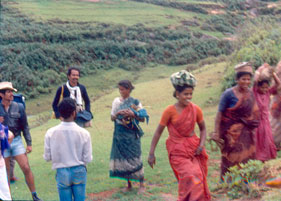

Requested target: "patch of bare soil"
[
  {"left": 160, "top": 193, "right": 176, "bottom": 201},
  {"left": 87, "top": 189, "right": 118, "bottom": 200},
  {"left": 209, "top": 9, "right": 225, "bottom": 15},
  {"left": 267, "top": 3, "right": 278, "bottom": 8},
  {"left": 224, "top": 36, "right": 237, "bottom": 41},
  {"left": 83, "top": 0, "right": 100, "bottom": 2}
]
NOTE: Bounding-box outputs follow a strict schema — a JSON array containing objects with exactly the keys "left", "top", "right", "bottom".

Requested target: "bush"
[{"left": 221, "top": 19, "right": 281, "bottom": 91}]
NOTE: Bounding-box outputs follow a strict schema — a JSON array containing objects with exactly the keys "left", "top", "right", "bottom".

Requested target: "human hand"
[
  {"left": 26, "top": 146, "right": 32, "bottom": 154},
  {"left": 195, "top": 146, "right": 203, "bottom": 156},
  {"left": 117, "top": 109, "right": 127, "bottom": 115},
  {"left": 148, "top": 154, "right": 156, "bottom": 169},
  {"left": 8, "top": 131, "right": 14, "bottom": 144},
  {"left": 210, "top": 132, "right": 224, "bottom": 150},
  {"left": 0, "top": 116, "right": 4, "bottom": 123},
  {"left": 122, "top": 109, "right": 135, "bottom": 118}
]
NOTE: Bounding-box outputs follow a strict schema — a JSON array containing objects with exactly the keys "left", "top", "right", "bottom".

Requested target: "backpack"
[{"left": 13, "top": 93, "right": 25, "bottom": 109}]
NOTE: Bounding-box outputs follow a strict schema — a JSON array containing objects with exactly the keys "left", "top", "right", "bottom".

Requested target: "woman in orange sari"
[{"left": 148, "top": 70, "right": 210, "bottom": 201}]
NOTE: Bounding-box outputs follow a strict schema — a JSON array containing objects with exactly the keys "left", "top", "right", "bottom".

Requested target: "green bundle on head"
[{"left": 170, "top": 70, "right": 197, "bottom": 88}]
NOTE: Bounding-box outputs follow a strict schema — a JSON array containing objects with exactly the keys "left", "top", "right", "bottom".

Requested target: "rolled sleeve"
[{"left": 43, "top": 132, "right": 52, "bottom": 161}]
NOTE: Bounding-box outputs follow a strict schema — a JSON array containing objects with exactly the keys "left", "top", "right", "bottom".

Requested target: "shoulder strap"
[
  {"left": 10, "top": 101, "right": 19, "bottom": 114},
  {"left": 59, "top": 85, "right": 64, "bottom": 103}
]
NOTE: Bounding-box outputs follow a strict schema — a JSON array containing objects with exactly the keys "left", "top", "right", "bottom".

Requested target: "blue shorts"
[{"left": 3, "top": 136, "right": 26, "bottom": 158}]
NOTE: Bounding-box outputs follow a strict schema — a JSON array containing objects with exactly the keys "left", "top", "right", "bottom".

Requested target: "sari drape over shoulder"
[
  {"left": 253, "top": 86, "right": 277, "bottom": 161},
  {"left": 109, "top": 97, "right": 145, "bottom": 181},
  {"left": 270, "top": 87, "right": 281, "bottom": 149},
  {"left": 166, "top": 103, "right": 210, "bottom": 201},
  {"left": 219, "top": 90, "right": 259, "bottom": 177}
]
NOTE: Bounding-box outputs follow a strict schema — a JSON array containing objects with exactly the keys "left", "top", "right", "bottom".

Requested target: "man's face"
[
  {"left": 0, "top": 90, "right": 14, "bottom": 102},
  {"left": 68, "top": 69, "right": 80, "bottom": 86}
]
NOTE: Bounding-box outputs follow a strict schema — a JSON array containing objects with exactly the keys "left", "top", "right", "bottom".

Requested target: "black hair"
[
  {"left": 0, "top": 89, "right": 6, "bottom": 95},
  {"left": 67, "top": 67, "right": 81, "bottom": 76},
  {"left": 173, "top": 84, "right": 194, "bottom": 98},
  {"left": 236, "top": 72, "right": 252, "bottom": 80},
  {"left": 58, "top": 98, "right": 77, "bottom": 119},
  {"left": 257, "top": 79, "right": 270, "bottom": 87},
  {"left": 118, "top": 80, "right": 135, "bottom": 91}
]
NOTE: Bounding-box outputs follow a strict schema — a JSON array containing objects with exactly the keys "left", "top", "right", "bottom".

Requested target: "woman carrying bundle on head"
[
  {"left": 270, "top": 61, "right": 281, "bottom": 150},
  {"left": 253, "top": 63, "right": 278, "bottom": 161},
  {"left": 211, "top": 62, "right": 260, "bottom": 178},
  {"left": 148, "top": 70, "right": 210, "bottom": 201},
  {"left": 109, "top": 80, "right": 149, "bottom": 194}
]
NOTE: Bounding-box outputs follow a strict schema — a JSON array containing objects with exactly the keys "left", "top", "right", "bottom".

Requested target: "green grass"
[
  {"left": 8, "top": 0, "right": 208, "bottom": 27},
  {"left": 10, "top": 62, "right": 226, "bottom": 200},
  {"left": 9, "top": 61, "right": 281, "bottom": 200}
]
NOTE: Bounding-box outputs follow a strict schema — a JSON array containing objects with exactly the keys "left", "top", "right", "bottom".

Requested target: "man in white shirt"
[{"left": 44, "top": 98, "right": 92, "bottom": 201}]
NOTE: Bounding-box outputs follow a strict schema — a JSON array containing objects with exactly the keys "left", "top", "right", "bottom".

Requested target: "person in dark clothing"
[
  {"left": 0, "top": 82, "right": 41, "bottom": 201},
  {"left": 52, "top": 67, "right": 93, "bottom": 127}
]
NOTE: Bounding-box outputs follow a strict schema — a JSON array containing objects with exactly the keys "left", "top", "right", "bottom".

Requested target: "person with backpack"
[
  {"left": 52, "top": 67, "right": 93, "bottom": 127},
  {"left": 0, "top": 82, "right": 41, "bottom": 201},
  {"left": 0, "top": 93, "right": 25, "bottom": 184}
]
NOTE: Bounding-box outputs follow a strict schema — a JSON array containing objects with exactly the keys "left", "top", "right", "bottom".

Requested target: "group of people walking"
[{"left": 0, "top": 61, "right": 280, "bottom": 201}]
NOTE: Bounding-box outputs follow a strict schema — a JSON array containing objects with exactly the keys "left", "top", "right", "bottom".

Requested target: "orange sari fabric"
[{"left": 165, "top": 103, "right": 210, "bottom": 201}]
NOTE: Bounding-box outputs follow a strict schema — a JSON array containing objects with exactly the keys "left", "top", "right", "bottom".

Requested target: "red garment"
[
  {"left": 253, "top": 85, "right": 277, "bottom": 161},
  {"left": 165, "top": 103, "right": 210, "bottom": 201},
  {"left": 220, "top": 89, "right": 259, "bottom": 177}
]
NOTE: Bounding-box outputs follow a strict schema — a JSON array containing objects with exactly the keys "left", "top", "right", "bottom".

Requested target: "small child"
[{"left": 253, "top": 65, "right": 279, "bottom": 161}]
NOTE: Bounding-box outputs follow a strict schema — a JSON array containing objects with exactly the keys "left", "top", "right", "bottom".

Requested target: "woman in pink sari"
[
  {"left": 253, "top": 64, "right": 278, "bottom": 161},
  {"left": 148, "top": 70, "right": 210, "bottom": 201},
  {"left": 270, "top": 61, "right": 281, "bottom": 150}
]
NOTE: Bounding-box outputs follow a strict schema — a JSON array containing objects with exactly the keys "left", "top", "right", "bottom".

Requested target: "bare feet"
[
  {"left": 122, "top": 187, "right": 132, "bottom": 193},
  {"left": 122, "top": 179, "right": 132, "bottom": 193},
  {"left": 138, "top": 186, "right": 145, "bottom": 194}
]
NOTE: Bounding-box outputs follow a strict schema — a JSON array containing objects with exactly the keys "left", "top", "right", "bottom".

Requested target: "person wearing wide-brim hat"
[
  {"left": 0, "top": 81, "right": 42, "bottom": 201},
  {"left": 148, "top": 70, "right": 210, "bottom": 201},
  {"left": 211, "top": 62, "right": 260, "bottom": 179}
]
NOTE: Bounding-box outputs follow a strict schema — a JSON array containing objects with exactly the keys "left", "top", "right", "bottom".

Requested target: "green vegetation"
[
  {"left": 6, "top": 0, "right": 201, "bottom": 26},
  {"left": 1, "top": 0, "right": 236, "bottom": 98},
  {"left": 222, "top": 20, "right": 281, "bottom": 90},
  {"left": 214, "top": 159, "right": 281, "bottom": 200},
  {"left": 1, "top": 1, "right": 281, "bottom": 199},
  {"left": 2, "top": 0, "right": 280, "bottom": 99},
  {"left": 10, "top": 62, "right": 226, "bottom": 200}
]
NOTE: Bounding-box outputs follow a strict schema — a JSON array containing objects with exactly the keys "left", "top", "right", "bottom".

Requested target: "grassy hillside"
[
  {"left": 6, "top": 0, "right": 206, "bottom": 27},
  {"left": 11, "top": 62, "right": 281, "bottom": 200},
  {"left": 10, "top": 62, "right": 225, "bottom": 200},
  {"left": 3, "top": 0, "right": 280, "bottom": 98}
]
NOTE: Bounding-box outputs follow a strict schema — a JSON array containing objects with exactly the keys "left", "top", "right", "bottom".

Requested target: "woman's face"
[
  {"left": 258, "top": 82, "right": 270, "bottom": 94},
  {"left": 237, "top": 74, "right": 252, "bottom": 90},
  {"left": 119, "top": 86, "right": 130, "bottom": 99},
  {"left": 177, "top": 87, "right": 193, "bottom": 106}
]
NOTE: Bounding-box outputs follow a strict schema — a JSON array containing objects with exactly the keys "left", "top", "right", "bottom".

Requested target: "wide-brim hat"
[
  {"left": 234, "top": 62, "right": 253, "bottom": 74},
  {"left": 0, "top": 82, "right": 17, "bottom": 92}
]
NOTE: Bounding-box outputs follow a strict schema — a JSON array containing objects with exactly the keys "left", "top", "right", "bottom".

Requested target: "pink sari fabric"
[
  {"left": 270, "top": 88, "right": 281, "bottom": 149},
  {"left": 166, "top": 103, "right": 210, "bottom": 201},
  {"left": 253, "top": 86, "right": 277, "bottom": 161}
]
